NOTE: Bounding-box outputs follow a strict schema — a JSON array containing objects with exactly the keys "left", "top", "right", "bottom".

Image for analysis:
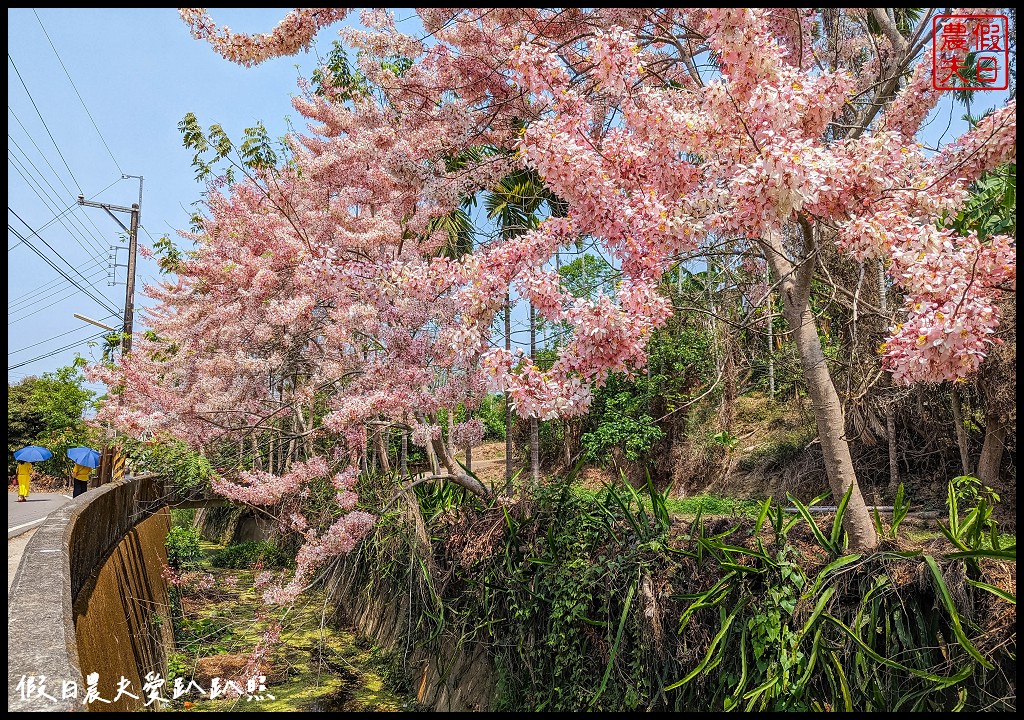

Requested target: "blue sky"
[
  {"left": 8, "top": 8, "right": 370, "bottom": 392},
  {"left": 7, "top": 9, "right": 1009, "bottom": 397}
]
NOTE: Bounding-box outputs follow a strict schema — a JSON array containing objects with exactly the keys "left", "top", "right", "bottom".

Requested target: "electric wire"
[
  {"left": 8, "top": 330, "right": 108, "bottom": 371},
  {"left": 7, "top": 108, "right": 82, "bottom": 208},
  {"left": 6, "top": 117, "right": 124, "bottom": 253},
  {"left": 8, "top": 140, "right": 111, "bottom": 260},
  {"left": 33, "top": 9, "right": 124, "bottom": 176},
  {"left": 9, "top": 146, "right": 109, "bottom": 260},
  {"left": 9, "top": 261, "right": 107, "bottom": 315},
  {"left": 9, "top": 264, "right": 108, "bottom": 319},
  {"left": 9, "top": 313, "right": 119, "bottom": 355},
  {"left": 8, "top": 52, "right": 83, "bottom": 194},
  {"left": 9, "top": 273, "right": 78, "bottom": 308},
  {"left": 9, "top": 284, "right": 108, "bottom": 326},
  {"left": 8, "top": 222, "right": 121, "bottom": 317},
  {"left": 9, "top": 206, "right": 121, "bottom": 310}
]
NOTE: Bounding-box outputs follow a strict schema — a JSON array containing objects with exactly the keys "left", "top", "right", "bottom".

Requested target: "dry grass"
[{"left": 470, "top": 441, "right": 507, "bottom": 461}]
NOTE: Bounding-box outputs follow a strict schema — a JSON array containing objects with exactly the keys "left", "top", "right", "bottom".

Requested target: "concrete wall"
[
  {"left": 194, "top": 505, "right": 274, "bottom": 545},
  {"left": 326, "top": 552, "right": 497, "bottom": 711},
  {"left": 8, "top": 475, "right": 173, "bottom": 712}
]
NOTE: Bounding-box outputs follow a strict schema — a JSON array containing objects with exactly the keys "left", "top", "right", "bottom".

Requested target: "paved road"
[
  {"left": 8, "top": 490, "right": 72, "bottom": 540},
  {"left": 8, "top": 491, "right": 73, "bottom": 594}
]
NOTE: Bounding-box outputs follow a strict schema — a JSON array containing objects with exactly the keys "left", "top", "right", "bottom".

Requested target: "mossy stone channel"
[{"left": 163, "top": 539, "right": 419, "bottom": 712}]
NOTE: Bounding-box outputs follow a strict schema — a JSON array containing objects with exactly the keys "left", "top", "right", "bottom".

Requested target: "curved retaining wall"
[
  {"left": 8, "top": 475, "right": 173, "bottom": 712},
  {"left": 326, "top": 552, "right": 497, "bottom": 711}
]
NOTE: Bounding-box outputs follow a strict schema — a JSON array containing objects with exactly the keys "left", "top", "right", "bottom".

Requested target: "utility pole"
[{"left": 78, "top": 180, "right": 141, "bottom": 356}]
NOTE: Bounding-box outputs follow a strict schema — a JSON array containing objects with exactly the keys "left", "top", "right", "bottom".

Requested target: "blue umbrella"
[
  {"left": 67, "top": 446, "right": 101, "bottom": 469},
  {"left": 14, "top": 445, "right": 53, "bottom": 462}
]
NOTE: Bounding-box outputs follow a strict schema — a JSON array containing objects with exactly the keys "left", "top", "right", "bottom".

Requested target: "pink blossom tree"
[{"left": 91, "top": 8, "right": 1015, "bottom": 572}]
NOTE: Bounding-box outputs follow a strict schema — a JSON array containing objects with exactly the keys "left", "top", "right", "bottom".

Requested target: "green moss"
[
  {"left": 738, "top": 425, "right": 818, "bottom": 471},
  {"left": 164, "top": 541, "right": 412, "bottom": 712}
]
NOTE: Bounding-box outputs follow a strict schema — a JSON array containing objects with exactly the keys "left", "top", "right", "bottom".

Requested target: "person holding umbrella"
[
  {"left": 67, "top": 447, "right": 100, "bottom": 497},
  {"left": 13, "top": 445, "right": 53, "bottom": 502},
  {"left": 16, "top": 461, "right": 32, "bottom": 502}
]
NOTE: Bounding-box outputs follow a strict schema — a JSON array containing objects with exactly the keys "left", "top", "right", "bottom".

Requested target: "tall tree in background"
[
  {"left": 8, "top": 362, "right": 97, "bottom": 478},
  {"left": 484, "top": 167, "right": 566, "bottom": 484}
]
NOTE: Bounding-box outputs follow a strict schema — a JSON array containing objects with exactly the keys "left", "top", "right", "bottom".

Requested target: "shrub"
[
  {"left": 209, "top": 540, "right": 291, "bottom": 569},
  {"left": 165, "top": 526, "right": 203, "bottom": 569},
  {"left": 476, "top": 393, "right": 507, "bottom": 440}
]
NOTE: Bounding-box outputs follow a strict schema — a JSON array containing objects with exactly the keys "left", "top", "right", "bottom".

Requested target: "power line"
[
  {"left": 8, "top": 210, "right": 117, "bottom": 315},
  {"left": 7, "top": 221, "right": 121, "bottom": 317},
  {"left": 8, "top": 257, "right": 105, "bottom": 304},
  {"left": 8, "top": 283, "right": 106, "bottom": 326},
  {"left": 8, "top": 206, "right": 120, "bottom": 308},
  {"left": 8, "top": 108, "right": 80, "bottom": 203},
  {"left": 33, "top": 9, "right": 123, "bottom": 175},
  {"left": 8, "top": 230, "right": 118, "bottom": 320},
  {"left": 9, "top": 313, "right": 119, "bottom": 356},
  {"left": 8, "top": 265, "right": 108, "bottom": 319},
  {"left": 8, "top": 146, "right": 109, "bottom": 260},
  {"left": 9, "top": 273, "right": 77, "bottom": 306},
  {"left": 7, "top": 138, "right": 110, "bottom": 259},
  {"left": 9, "top": 262, "right": 106, "bottom": 313},
  {"left": 6, "top": 112, "right": 125, "bottom": 253},
  {"left": 8, "top": 52, "right": 83, "bottom": 194},
  {"left": 8, "top": 330, "right": 107, "bottom": 371}
]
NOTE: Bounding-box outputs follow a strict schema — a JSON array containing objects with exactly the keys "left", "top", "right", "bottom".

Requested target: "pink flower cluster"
[
  {"left": 880, "top": 228, "right": 1015, "bottom": 384},
  {"left": 214, "top": 456, "right": 330, "bottom": 507},
  {"left": 179, "top": 8, "right": 353, "bottom": 68},
  {"left": 589, "top": 27, "right": 641, "bottom": 98},
  {"left": 410, "top": 422, "right": 442, "bottom": 448},
  {"left": 264, "top": 510, "right": 375, "bottom": 605},
  {"left": 451, "top": 419, "right": 485, "bottom": 449}
]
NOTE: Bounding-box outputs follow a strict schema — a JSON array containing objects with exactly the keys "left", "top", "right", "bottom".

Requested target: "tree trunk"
[
  {"left": 269, "top": 435, "right": 277, "bottom": 475},
  {"left": 975, "top": 296, "right": 1013, "bottom": 494},
  {"left": 376, "top": 426, "right": 391, "bottom": 475},
  {"left": 766, "top": 266, "right": 775, "bottom": 399},
  {"left": 416, "top": 412, "right": 490, "bottom": 497},
  {"left": 447, "top": 409, "right": 456, "bottom": 465},
  {"left": 563, "top": 424, "right": 571, "bottom": 467},
  {"left": 424, "top": 436, "right": 440, "bottom": 476},
  {"left": 765, "top": 225, "right": 878, "bottom": 551},
  {"left": 530, "top": 418, "right": 540, "bottom": 485},
  {"left": 976, "top": 414, "right": 1006, "bottom": 487},
  {"left": 885, "top": 406, "right": 899, "bottom": 496},
  {"left": 464, "top": 410, "right": 472, "bottom": 470},
  {"left": 285, "top": 437, "right": 296, "bottom": 473},
  {"left": 252, "top": 433, "right": 262, "bottom": 472},
  {"left": 949, "top": 387, "right": 972, "bottom": 476},
  {"left": 504, "top": 292, "right": 515, "bottom": 488},
  {"left": 294, "top": 401, "right": 309, "bottom": 458},
  {"left": 400, "top": 430, "right": 409, "bottom": 478},
  {"left": 530, "top": 303, "right": 540, "bottom": 485}
]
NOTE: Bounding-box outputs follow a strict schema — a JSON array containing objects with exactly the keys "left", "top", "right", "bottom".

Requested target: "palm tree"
[{"left": 484, "top": 167, "right": 566, "bottom": 487}]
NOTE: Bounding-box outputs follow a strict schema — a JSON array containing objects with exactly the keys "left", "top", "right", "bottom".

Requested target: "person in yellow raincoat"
[
  {"left": 17, "top": 461, "right": 32, "bottom": 502},
  {"left": 72, "top": 462, "right": 92, "bottom": 498}
]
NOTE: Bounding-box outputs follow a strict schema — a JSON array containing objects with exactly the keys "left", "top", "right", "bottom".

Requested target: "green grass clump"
[
  {"left": 209, "top": 541, "right": 293, "bottom": 569},
  {"left": 664, "top": 493, "right": 763, "bottom": 517}
]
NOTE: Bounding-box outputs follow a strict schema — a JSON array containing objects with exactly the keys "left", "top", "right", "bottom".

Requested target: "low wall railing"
[{"left": 8, "top": 474, "right": 167, "bottom": 712}]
